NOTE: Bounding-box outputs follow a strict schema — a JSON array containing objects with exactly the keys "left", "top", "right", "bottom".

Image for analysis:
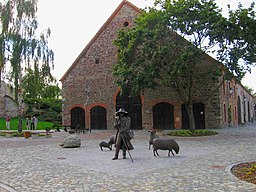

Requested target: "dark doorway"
[
  {"left": 182, "top": 103, "right": 205, "bottom": 129},
  {"left": 90, "top": 106, "right": 107, "bottom": 130},
  {"left": 116, "top": 93, "right": 142, "bottom": 129},
  {"left": 153, "top": 102, "right": 174, "bottom": 130},
  {"left": 237, "top": 96, "right": 242, "bottom": 125},
  {"left": 71, "top": 107, "right": 85, "bottom": 129}
]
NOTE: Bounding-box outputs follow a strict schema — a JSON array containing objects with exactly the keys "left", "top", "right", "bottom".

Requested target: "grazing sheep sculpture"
[
  {"left": 109, "top": 135, "right": 116, "bottom": 149},
  {"left": 148, "top": 130, "right": 159, "bottom": 150},
  {"left": 99, "top": 141, "right": 112, "bottom": 151},
  {"left": 152, "top": 138, "right": 180, "bottom": 157},
  {"left": 99, "top": 135, "right": 116, "bottom": 151}
]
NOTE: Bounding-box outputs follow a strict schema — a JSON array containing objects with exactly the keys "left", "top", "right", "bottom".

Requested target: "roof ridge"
[{"left": 60, "top": 0, "right": 141, "bottom": 82}]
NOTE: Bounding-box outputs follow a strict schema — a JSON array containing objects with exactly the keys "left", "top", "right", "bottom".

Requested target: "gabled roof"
[{"left": 60, "top": 0, "right": 141, "bottom": 82}]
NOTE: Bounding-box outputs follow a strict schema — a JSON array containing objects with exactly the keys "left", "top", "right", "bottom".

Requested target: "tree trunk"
[
  {"left": 18, "top": 117, "right": 23, "bottom": 133},
  {"left": 187, "top": 102, "right": 195, "bottom": 131}
]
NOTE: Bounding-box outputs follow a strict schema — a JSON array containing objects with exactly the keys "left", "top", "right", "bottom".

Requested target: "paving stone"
[{"left": 0, "top": 125, "right": 256, "bottom": 191}]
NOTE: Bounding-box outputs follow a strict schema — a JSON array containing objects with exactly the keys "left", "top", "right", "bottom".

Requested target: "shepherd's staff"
[{"left": 120, "top": 133, "right": 134, "bottom": 163}]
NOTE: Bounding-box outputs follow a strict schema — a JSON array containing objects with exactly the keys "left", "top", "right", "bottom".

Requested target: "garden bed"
[{"left": 231, "top": 161, "right": 256, "bottom": 185}]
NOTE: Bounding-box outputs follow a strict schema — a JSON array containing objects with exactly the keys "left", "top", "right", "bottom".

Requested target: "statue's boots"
[
  {"left": 112, "top": 147, "right": 120, "bottom": 160},
  {"left": 123, "top": 150, "right": 126, "bottom": 159}
]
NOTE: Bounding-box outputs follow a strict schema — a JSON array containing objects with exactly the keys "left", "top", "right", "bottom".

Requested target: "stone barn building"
[
  {"left": 0, "top": 81, "right": 18, "bottom": 118},
  {"left": 60, "top": 0, "right": 255, "bottom": 131}
]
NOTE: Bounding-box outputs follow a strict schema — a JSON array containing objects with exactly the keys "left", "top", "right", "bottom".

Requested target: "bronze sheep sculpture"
[
  {"left": 152, "top": 138, "right": 180, "bottom": 157},
  {"left": 148, "top": 130, "right": 159, "bottom": 150},
  {"left": 99, "top": 141, "right": 112, "bottom": 151},
  {"left": 99, "top": 135, "right": 116, "bottom": 151}
]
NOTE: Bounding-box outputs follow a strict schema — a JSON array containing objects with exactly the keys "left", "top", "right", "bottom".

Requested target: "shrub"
[{"left": 164, "top": 129, "right": 218, "bottom": 137}]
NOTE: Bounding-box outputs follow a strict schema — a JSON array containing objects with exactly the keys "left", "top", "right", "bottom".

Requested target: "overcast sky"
[{"left": 37, "top": 0, "right": 255, "bottom": 91}]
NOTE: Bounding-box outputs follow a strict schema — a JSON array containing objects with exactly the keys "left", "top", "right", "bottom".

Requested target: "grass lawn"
[{"left": 0, "top": 117, "right": 54, "bottom": 131}]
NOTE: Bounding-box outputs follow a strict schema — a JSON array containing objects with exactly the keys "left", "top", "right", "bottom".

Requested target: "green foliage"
[
  {"left": 214, "top": 2, "right": 256, "bottom": 79},
  {"left": 0, "top": 117, "right": 54, "bottom": 130},
  {"left": 113, "top": 8, "right": 189, "bottom": 96},
  {"left": 11, "top": 132, "right": 24, "bottom": 137},
  {"left": 113, "top": 0, "right": 225, "bottom": 130},
  {"left": 22, "top": 67, "right": 61, "bottom": 99},
  {"left": 41, "top": 84, "right": 61, "bottom": 99},
  {"left": 0, "top": 131, "right": 23, "bottom": 137},
  {"left": 155, "top": 1, "right": 256, "bottom": 79},
  {"left": 164, "top": 129, "right": 218, "bottom": 137},
  {"left": 0, "top": 0, "right": 54, "bottom": 101},
  {"left": 24, "top": 98, "right": 62, "bottom": 123},
  {"left": 244, "top": 85, "right": 254, "bottom": 95},
  {"left": 113, "top": 0, "right": 256, "bottom": 131}
]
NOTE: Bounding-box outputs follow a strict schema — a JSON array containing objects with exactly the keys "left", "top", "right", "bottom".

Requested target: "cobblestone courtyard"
[{"left": 0, "top": 124, "right": 256, "bottom": 192}]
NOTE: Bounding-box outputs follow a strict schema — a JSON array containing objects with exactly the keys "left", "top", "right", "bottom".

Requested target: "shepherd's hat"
[{"left": 115, "top": 108, "right": 128, "bottom": 115}]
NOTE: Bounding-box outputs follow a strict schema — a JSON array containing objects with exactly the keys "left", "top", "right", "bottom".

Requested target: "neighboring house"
[
  {"left": 60, "top": 0, "right": 255, "bottom": 130},
  {"left": 0, "top": 81, "right": 18, "bottom": 118},
  {"left": 221, "top": 80, "right": 255, "bottom": 127}
]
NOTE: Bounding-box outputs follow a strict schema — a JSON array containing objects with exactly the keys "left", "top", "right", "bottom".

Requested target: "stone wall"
[{"left": 0, "top": 81, "right": 18, "bottom": 118}]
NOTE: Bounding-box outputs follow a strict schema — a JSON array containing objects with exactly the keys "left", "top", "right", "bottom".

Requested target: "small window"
[
  {"left": 95, "top": 58, "right": 99, "bottom": 64},
  {"left": 123, "top": 21, "right": 129, "bottom": 27}
]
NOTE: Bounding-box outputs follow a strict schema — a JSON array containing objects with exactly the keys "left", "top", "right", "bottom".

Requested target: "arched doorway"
[
  {"left": 153, "top": 102, "right": 174, "bottom": 130},
  {"left": 116, "top": 93, "right": 142, "bottom": 130},
  {"left": 237, "top": 96, "right": 242, "bottom": 125},
  {"left": 71, "top": 107, "right": 85, "bottom": 129},
  {"left": 182, "top": 103, "right": 205, "bottom": 129},
  {"left": 90, "top": 106, "right": 107, "bottom": 130}
]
